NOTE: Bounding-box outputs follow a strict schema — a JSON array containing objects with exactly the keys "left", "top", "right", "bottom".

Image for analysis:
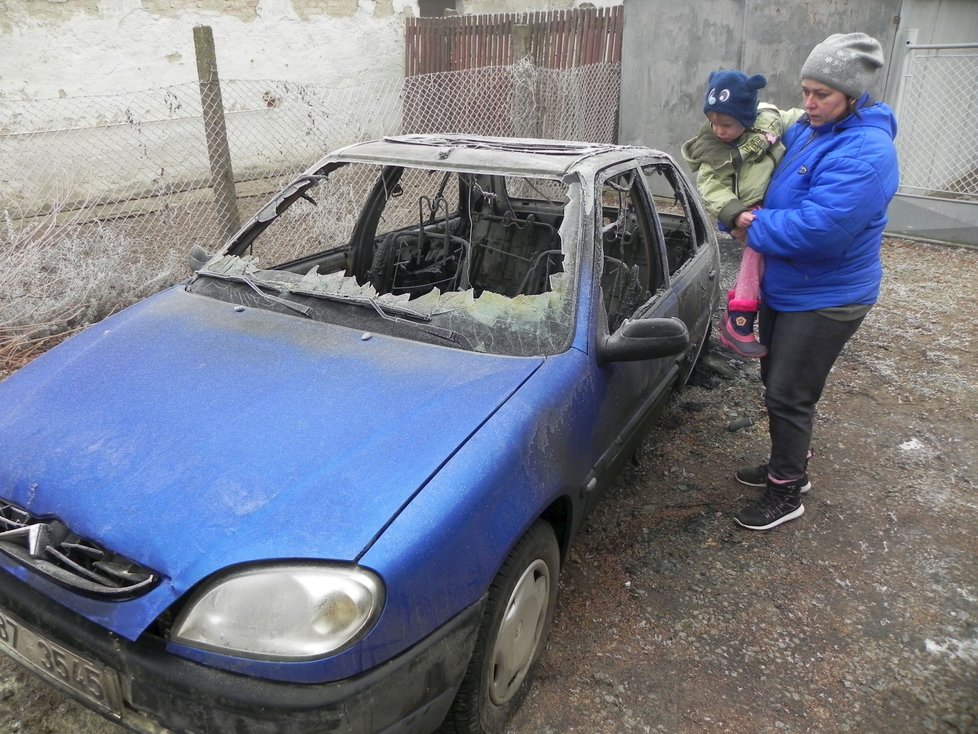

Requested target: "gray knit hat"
[{"left": 801, "top": 32, "right": 884, "bottom": 99}]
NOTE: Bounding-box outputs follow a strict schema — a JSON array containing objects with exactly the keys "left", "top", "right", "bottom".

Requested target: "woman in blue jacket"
[{"left": 732, "top": 32, "right": 900, "bottom": 530}]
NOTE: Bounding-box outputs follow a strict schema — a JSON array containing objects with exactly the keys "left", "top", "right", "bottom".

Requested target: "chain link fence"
[
  {"left": 0, "top": 61, "right": 620, "bottom": 367},
  {"left": 895, "top": 43, "right": 978, "bottom": 201}
]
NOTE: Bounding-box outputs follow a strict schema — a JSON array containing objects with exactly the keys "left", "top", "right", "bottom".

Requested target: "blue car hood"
[{"left": 0, "top": 287, "right": 541, "bottom": 635}]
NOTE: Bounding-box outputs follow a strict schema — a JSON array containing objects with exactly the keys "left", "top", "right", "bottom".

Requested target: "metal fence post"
[
  {"left": 512, "top": 23, "right": 531, "bottom": 63},
  {"left": 512, "top": 24, "right": 538, "bottom": 139},
  {"left": 194, "top": 25, "right": 240, "bottom": 242},
  {"left": 892, "top": 27, "right": 919, "bottom": 146}
]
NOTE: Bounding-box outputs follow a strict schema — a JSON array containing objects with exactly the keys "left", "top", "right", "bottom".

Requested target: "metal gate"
[{"left": 889, "top": 40, "right": 978, "bottom": 245}]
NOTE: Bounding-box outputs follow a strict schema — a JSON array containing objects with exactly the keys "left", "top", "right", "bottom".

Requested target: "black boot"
[{"left": 734, "top": 476, "right": 805, "bottom": 530}]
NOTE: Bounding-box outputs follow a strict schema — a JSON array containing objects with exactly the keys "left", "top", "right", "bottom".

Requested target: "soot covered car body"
[{"left": 0, "top": 135, "right": 720, "bottom": 733}]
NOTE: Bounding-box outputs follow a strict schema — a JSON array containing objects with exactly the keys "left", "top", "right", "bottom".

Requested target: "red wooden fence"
[{"left": 405, "top": 6, "right": 623, "bottom": 76}]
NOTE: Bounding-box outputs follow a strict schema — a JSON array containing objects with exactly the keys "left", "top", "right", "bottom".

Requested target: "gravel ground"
[
  {"left": 507, "top": 237, "right": 978, "bottom": 734},
  {"left": 1, "top": 237, "right": 976, "bottom": 734}
]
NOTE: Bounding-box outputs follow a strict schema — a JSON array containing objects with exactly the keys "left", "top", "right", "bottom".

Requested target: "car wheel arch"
[
  {"left": 539, "top": 495, "right": 573, "bottom": 562},
  {"left": 439, "top": 519, "right": 561, "bottom": 734}
]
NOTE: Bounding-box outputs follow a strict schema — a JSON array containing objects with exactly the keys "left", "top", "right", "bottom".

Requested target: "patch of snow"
[{"left": 924, "top": 636, "right": 978, "bottom": 663}]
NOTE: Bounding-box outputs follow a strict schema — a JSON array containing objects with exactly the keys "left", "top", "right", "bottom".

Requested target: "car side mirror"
[
  {"left": 188, "top": 244, "right": 212, "bottom": 273},
  {"left": 598, "top": 316, "right": 689, "bottom": 364}
]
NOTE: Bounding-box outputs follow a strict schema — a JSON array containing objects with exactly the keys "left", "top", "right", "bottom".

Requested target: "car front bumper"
[{"left": 0, "top": 570, "right": 483, "bottom": 734}]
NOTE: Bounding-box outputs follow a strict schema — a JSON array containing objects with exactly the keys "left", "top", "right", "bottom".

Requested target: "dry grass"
[{"left": 0, "top": 211, "right": 185, "bottom": 374}]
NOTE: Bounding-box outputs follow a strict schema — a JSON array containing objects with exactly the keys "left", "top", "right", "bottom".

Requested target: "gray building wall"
[
  {"left": 618, "top": 0, "right": 978, "bottom": 246},
  {"left": 884, "top": 0, "right": 978, "bottom": 101},
  {"left": 618, "top": 0, "right": 901, "bottom": 162}
]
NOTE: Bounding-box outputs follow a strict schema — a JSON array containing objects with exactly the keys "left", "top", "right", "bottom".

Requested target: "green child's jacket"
[{"left": 681, "top": 104, "right": 804, "bottom": 229}]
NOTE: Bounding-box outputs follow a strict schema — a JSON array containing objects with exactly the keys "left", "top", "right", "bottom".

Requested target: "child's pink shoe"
[{"left": 719, "top": 310, "right": 767, "bottom": 359}]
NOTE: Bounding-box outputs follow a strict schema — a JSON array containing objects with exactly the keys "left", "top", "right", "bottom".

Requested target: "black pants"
[{"left": 757, "top": 304, "right": 865, "bottom": 480}]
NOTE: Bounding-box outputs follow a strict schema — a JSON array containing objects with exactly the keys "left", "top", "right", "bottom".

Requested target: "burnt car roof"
[{"left": 326, "top": 134, "right": 670, "bottom": 178}]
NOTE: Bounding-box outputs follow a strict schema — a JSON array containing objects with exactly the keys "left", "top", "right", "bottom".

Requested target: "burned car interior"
[
  {"left": 344, "top": 168, "right": 567, "bottom": 300},
  {"left": 273, "top": 167, "right": 565, "bottom": 299},
  {"left": 189, "top": 146, "right": 704, "bottom": 356},
  {"left": 189, "top": 161, "right": 579, "bottom": 356}
]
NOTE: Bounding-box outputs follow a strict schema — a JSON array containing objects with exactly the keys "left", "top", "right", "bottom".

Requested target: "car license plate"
[{"left": 0, "top": 605, "right": 124, "bottom": 716}]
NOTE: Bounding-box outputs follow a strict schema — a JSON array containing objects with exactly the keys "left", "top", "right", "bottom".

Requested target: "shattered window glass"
[
  {"left": 192, "top": 162, "right": 580, "bottom": 357},
  {"left": 599, "top": 169, "right": 655, "bottom": 332}
]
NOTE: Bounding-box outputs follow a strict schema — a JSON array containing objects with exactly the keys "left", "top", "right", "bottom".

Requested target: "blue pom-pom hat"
[{"left": 703, "top": 70, "right": 767, "bottom": 129}]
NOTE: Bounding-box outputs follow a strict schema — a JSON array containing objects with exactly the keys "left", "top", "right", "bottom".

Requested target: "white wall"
[
  {"left": 0, "top": 0, "right": 625, "bottom": 103},
  {"left": 0, "top": 0, "right": 419, "bottom": 101}
]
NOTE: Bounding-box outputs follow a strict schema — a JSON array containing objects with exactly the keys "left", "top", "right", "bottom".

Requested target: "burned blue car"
[{"left": 0, "top": 135, "right": 719, "bottom": 733}]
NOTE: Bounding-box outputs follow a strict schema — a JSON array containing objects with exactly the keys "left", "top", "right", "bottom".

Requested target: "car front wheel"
[{"left": 440, "top": 521, "right": 560, "bottom": 734}]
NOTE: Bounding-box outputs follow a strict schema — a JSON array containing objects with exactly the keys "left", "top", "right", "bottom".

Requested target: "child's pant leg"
[{"left": 728, "top": 246, "right": 763, "bottom": 312}]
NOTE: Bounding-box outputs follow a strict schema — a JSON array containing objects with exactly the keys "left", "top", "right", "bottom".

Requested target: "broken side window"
[
  {"left": 641, "top": 163, "right": 703, "bottom": 276},
  {"left": 598, "top": 168, "right": 660, "bottom": 332}
]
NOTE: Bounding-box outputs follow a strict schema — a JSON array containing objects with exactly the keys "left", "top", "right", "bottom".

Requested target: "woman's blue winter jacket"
[{"left": 748, "top": 101, "right": 899, "bottom": 311}]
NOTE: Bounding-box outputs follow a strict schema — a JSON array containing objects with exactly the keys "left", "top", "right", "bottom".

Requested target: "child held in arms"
[{"left": 682, "top": 69, "right": 788, "bottom": 358}]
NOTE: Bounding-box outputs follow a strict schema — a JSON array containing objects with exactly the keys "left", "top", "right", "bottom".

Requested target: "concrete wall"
[
  {"left": 617, "top": 0, "right": 978, "bottom": 245},
  {"left": 895, "top": 0, "right": 978, "bottom": 43},
  {"left": 883, "top": 0, "right": 978, "bottom": 101},
  {"left": 618, "top": 0, "right": 901, "bottom": 163},
  {"left": 0, "top": 0, "right": 417, "bottom": 101}
]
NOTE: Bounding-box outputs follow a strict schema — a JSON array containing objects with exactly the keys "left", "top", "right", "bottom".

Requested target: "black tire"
[{"left": 440, "top": 521, "right": 560, "bottom": 734}]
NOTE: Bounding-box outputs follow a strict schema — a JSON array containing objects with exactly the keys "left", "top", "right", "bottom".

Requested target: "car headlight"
[{"left": 169, "top": 563, "right": 384, "bottom": 660}]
